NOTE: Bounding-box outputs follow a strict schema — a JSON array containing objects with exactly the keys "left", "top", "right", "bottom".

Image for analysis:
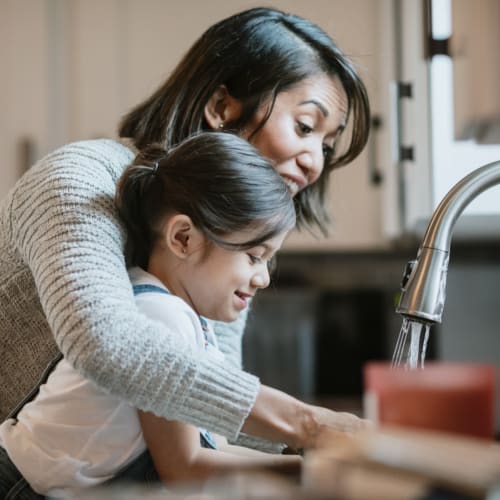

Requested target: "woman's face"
[{"left": 242, "top": 74, "right": 348, "bottom": 196}]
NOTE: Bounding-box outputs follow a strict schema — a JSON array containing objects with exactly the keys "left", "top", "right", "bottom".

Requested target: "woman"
[{"left": 0, "top": 5, "right": 370, "bottom": 466}]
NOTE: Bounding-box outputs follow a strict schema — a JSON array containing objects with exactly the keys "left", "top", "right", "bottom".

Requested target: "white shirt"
[{"left": 0, "top": 267, "right": 222, "bottom": 497}]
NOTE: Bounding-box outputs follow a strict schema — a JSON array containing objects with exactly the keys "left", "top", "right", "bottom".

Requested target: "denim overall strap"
[
  {"left": 132, "top": 284, "right": 170, "bottom": 295},
  {"left": 132, "top": 283, "right": 216, "bottom": 450},
  {"left": 198, "top": 316, "right": 216, "bottom": 349}
]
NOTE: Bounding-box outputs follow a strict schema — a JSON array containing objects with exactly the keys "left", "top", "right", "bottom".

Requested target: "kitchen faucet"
[{"left": 397, "top": 160, "right": 500, "bottom": 324}]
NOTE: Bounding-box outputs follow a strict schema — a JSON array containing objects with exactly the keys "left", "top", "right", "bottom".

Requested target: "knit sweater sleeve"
[
  {"left": 211, "top": 309, "right": 248, "bottom": 370},
  {"left": 8, "top": 139, "right": 259, "bottom": 440}
]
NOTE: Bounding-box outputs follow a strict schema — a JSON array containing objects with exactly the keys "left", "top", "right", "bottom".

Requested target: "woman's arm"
[{"left": 138, "top": 410, "right": 301, "bottom": 485}]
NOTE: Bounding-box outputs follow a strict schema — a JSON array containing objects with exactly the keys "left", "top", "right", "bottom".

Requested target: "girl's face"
[
  {"left": 242, "top": 74, "right": 348, "bottom": 196},
  {"left": 181, "top": 230, "right": 288, "bottom": 322}
]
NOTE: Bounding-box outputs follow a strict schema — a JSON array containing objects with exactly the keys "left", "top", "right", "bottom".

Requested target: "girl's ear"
[
  {"left": 163, "top": 214, "right": 203, "bottom": 258},
  {"left": 204, "top": 85, "right": 243, "bottom": 129}
]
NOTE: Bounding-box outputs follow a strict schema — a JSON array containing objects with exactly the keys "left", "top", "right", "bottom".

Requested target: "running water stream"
[{"left": 391, "top": 318, "right": 431, "bottom": 369}]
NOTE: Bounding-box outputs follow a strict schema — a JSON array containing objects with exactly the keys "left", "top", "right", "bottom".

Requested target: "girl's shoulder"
[{"left": 128, "top": 267, "right": 206, "bottom": 350}]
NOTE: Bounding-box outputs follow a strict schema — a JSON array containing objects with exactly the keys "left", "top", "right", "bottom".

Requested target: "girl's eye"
[
  {"left": 248, "top": 254, "right": 262, "bottom": 265},
  {"left": 267, "top": 257, "right": 277, "bottom": 274},
  {"left": 297, "top": 121, "right": 313, "bottom": 135}
]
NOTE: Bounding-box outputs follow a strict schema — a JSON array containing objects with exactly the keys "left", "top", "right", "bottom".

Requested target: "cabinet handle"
[
  {"left": 390, "top": 80, "right": 414, "bottom": 230},
  {"left": 397, "top": 81, "right": 414, "bottom": 162},
  {"left": 368, "top": 115, "right": 383, "bottom": 186}
]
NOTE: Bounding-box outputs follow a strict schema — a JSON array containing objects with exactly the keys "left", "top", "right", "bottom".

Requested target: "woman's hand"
[
  {"left": 242, "top": 385, "right": 372, "bottom": 450},
  {"left": 302, "top": 404, "right": 373, "bottom": 449}
]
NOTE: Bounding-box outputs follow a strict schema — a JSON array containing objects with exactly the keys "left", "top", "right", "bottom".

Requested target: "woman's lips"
[{"left": 282, "top": 174, "right": 307, "bottom": 196}]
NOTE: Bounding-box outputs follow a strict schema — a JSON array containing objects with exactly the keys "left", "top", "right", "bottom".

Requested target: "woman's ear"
[
  {"left": 204, "top": 85, "right": 243, "bottom": 129},
  {"left": 163, "top": 214, "right": 203, "bottom": 258}
]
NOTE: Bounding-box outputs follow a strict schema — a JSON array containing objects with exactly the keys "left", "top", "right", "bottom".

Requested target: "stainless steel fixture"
[{"left": 397, "top": 160, "right": 500, "bottom": 323}]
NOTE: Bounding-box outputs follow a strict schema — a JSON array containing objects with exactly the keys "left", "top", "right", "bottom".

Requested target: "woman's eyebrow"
[{"left": 299, "top": 99, "right": 329, "bottom": 117}]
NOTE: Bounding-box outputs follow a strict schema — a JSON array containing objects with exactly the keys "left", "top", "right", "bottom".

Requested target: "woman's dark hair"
[
  {"left": 118, "top": 7, "right": 370, "bottom": 235},
  {"left": 115, "top": 132, "right": 296, "bottom": 269}
]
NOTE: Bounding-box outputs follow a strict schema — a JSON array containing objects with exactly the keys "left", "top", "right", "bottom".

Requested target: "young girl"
[
  {"left": 0, "top": 8, "right": 370, "bottom": 490},
  {"left": 0, "top": 132, "right": 299, "bottom": 497}
]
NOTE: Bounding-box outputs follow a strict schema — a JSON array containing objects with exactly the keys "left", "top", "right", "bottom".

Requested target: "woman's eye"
[
  {"left": 323, "top": 143, "right": 334, "bottom": 161},
  {"left": 297, "top": 121, "right": 313, "bottom": 135}
]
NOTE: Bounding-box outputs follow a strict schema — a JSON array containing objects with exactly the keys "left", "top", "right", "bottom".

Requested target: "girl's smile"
[{"left": 179, "top": 230, "right": 288, "bottom": 323}]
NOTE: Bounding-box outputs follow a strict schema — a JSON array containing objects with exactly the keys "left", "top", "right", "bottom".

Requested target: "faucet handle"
[{"left": 397, "top": 248, "right": 449, "bottom": 324}]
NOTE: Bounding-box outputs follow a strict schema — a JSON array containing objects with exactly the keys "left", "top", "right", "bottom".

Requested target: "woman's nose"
[{"left": 297, "top": 146, "right": 323, "bottom": 184}]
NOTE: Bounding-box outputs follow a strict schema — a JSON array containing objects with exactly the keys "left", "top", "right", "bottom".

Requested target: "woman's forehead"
[{"left": 273, "top": 75, "right": 348, "bottom": 128}]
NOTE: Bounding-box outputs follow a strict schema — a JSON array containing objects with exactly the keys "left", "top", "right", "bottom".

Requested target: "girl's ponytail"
[{"left": 115, "top": 145, "right": 166, "bottom": 268}]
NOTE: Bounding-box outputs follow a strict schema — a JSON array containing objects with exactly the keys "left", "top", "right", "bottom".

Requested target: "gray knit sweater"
[{"left": 0, "top": 138, "right": 260, "bottom": 439}]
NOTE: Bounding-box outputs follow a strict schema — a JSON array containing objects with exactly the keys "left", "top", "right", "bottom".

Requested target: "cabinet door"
[{"left": 391, "top": 0, "right": 433, "bottom": 236}]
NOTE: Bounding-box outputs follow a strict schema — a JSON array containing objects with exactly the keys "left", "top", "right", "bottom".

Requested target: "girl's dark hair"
[
  {"left": 118, "top": 7, "right": 370, "bottom": 235},
  {"left": 115, "top": 132, "right": 296, "bottom": 269}
]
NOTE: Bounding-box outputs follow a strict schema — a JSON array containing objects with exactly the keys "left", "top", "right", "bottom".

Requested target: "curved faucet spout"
[
  {"left": 397, "top": 160, "right": 500, "bottom": 324},
  {"left": 421, "top": 160, "right": 500, "bottom": 252}
]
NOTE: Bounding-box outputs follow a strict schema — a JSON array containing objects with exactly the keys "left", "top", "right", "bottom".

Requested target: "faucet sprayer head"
[{"left": 396, "top": 247, "right": 449, "bottom": 324}]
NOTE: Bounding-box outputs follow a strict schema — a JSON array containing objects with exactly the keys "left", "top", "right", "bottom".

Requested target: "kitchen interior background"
[{"left": 2, "top": 0, "right": 500, "bottom": 428}]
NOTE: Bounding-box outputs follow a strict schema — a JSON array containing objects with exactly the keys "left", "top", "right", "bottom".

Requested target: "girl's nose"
[{"left": 252, "top": 265, "right": 270, "bottom": 289}]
